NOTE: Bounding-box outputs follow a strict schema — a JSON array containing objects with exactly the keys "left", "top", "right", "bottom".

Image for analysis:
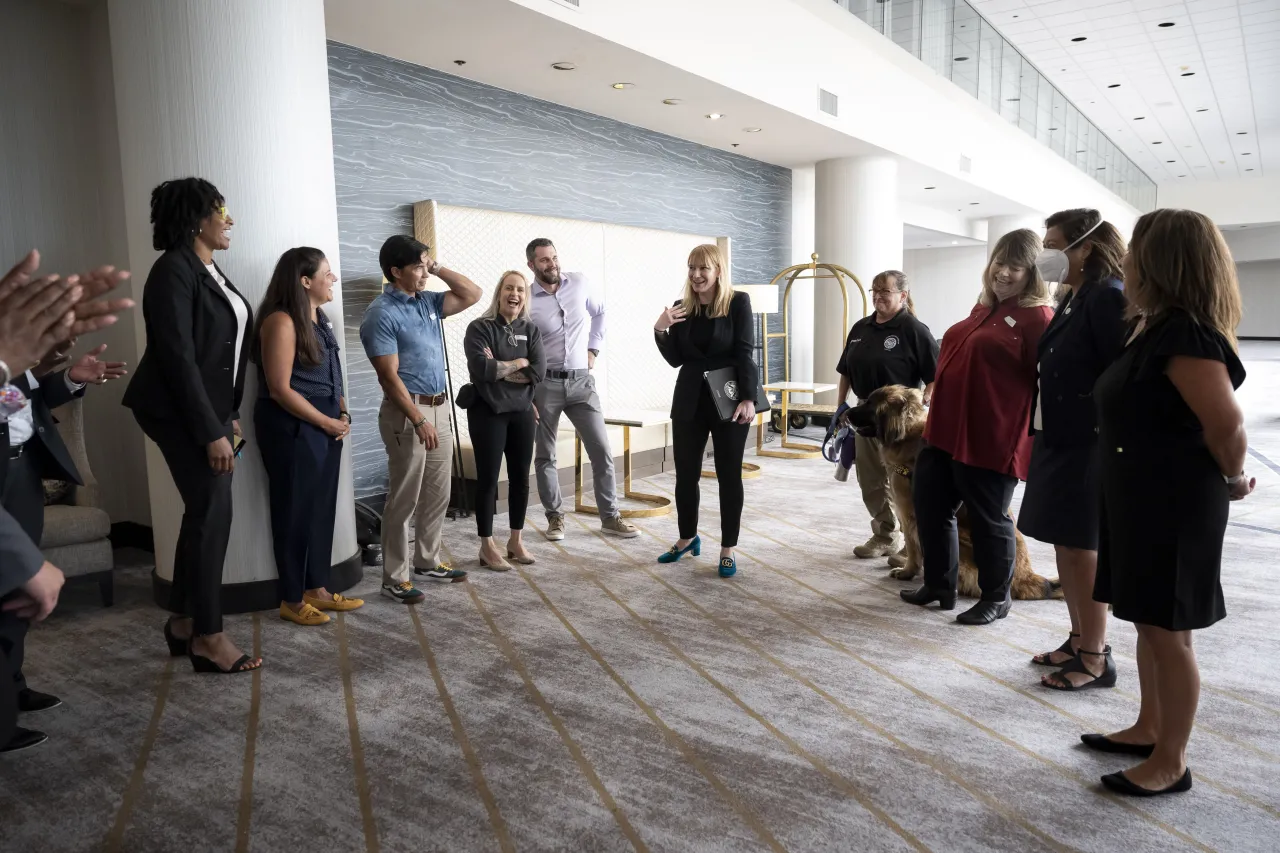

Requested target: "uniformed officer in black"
[{"left": 835, "top": 270, "right": 939, "bottom": 563}]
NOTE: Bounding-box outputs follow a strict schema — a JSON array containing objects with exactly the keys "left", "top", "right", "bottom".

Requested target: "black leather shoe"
[
  {"left": 1, "top": 727, "right": 49, "bottom": 754},
  {"left": 900, "top": 585, "right": 956, "bottom": 610},
  {"left": 17, "top": 689, "right": 62, "bottom": 714},
  {"left": 1080, "top": 733, "right": 1155, "bottom": 758},
  {"left": 956, "top": 595, "right": 1011, "bottom": 625},
  {"left": 1101, "top": 768, "right": 1192, "bottom": 797}
]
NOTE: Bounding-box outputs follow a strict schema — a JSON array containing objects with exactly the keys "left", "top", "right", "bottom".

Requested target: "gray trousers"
[{"left": 534, "top": 372, "right": 618, "bottom": 518}]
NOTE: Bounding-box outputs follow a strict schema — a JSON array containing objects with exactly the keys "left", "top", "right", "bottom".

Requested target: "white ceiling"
[
  {"left": 903, "top": 223, "right": 988, "bottom": 248},
  {"left": 970, "top": 0, "right": 1279, "bottom": 186}
]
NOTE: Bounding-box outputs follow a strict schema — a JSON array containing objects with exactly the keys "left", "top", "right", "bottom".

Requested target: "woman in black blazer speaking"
[
  {"left": 654, "top": 244, "right": 756, "bottom": 578},
  {"left": 122, "top": 178, "right": 260, "bottom": 674}
]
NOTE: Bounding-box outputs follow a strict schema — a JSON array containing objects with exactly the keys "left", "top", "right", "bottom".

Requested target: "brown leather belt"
[{"left": 409, "top": 393, "right": 447, "bottom": 406}]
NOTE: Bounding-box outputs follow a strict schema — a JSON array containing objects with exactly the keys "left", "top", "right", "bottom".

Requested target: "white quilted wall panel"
[{"left": 414, "top": 201, "right": 718, "bottom": 474}]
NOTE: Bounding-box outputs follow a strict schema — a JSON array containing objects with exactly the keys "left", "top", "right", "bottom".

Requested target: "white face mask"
[{"left": 1036, "top": 219, "right": 1103, "bottom": 285}]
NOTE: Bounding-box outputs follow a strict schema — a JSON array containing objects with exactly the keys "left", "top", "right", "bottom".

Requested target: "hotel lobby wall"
[{"left": 327, "top": 42, "right": 791, "bottom": 498}]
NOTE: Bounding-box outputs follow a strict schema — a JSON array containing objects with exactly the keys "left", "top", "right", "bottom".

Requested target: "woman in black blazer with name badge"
[
  {"left": 1019, "top": 209, "right": 1128, "bottom": 691},
  {"left": 654, "top": 244, "right": 756, "bottom": 578},
  {"left": 122, "top": 178, "right": 260, "bottom": 674}
]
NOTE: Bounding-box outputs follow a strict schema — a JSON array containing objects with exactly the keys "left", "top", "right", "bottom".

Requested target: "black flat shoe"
[
  {"left": 1, "top": 727, "right": 48, "bottom": 754},
  {"left": 17, "top": 688, "right": 61, "bottom": 714},
  {"left": 956, "top": 595, "right": 1011, "bottom": 625},
  {"left": 1101, "top": 768, "right": 1192, "bottom": 797},
  {"left": 1043, "top": 648, "right": 1117, "bottom": 691},
  {"left": 900, "top": 585, "right": 956, "bottom": 610},
  {"left": 1080, "top": 733, "right": 1155, "bottom": 758},
  {"left": 163, "top": 618, "right": 190, "bottom": 657}
]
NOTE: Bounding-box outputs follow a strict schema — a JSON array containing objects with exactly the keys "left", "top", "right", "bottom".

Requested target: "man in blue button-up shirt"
[{"left": 360, "top": 235, "right": 481, "bottom": 604}]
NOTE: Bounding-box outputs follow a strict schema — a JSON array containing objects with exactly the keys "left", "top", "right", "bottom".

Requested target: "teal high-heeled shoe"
[
  {"left": 719, "top": 556, "right": 737, "bottom": 578},
  {"left": 657, "top": 535, "right": 701, "bottom": 563}
]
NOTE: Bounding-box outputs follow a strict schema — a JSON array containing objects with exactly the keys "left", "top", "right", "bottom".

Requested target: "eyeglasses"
[
  {"left": 215, "top": 205, "right": 231, "bottom": 219},
  {"left": 870, "top": 288, "right": 898, "bottom": 296}
]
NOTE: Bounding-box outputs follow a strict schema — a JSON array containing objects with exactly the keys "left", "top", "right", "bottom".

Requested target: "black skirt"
[{"left": 1016, "top": 433, "right": 1099, "bottom": 551}]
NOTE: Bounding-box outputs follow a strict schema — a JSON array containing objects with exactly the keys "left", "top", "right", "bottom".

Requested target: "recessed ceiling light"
[
  {"left": 1134, "top": 116, "right": 1145, "bottom": 120},
  {"left": 1049, "top": 126, "right": 1059, "bottom": 131},
  {"left": 969, "top": 202, "right": 980, "bottom": 205},
  {"left": 611, "top": 82, "right": 634, "bottom": 90},
  {"left": 1179, "top": 174, "right": 1186, "bottom": 177},
  {"left": 705, "top": 113, "right": 724, "bottom": 120},
  {"left": 1152, "top": 141, "right": 1163, "bottom": 145},
  {"left": 952, "top": 240, "right": 959, "bottom": 245},
  {"left": 924, "top": 186, "right": 936, "bottom": 190},
  {"left": 1071, "top": 36, "right": 1087, "bottom": 42},
  {"left": 1243, "top": 152, "right": 1252, "bottom": 155},
  {"left": 743, "top": 127, "right": 762, "bottom": 133},
  {"left": 1159, "top": 22, "right": 1175, "bottom": 27},
  {"left": 1237, "top": 131, "right": 1248, "bottom": 135},
  {"left": 550, "top": 61, "right": 576, "bottom": 71},
  {"left": 1196, "top": 108, "right": 1209, "bottom": 112},
  {"left": 954, "top": 56, "right": 970, "bottom": 62},
  {"left": 662, "top": 98, "right": 682, "bottom": 106},
  {"left": 1107, "top": 83, "right": 1121, "bottom": 88},
  {"left": 453, "top": 60, "right": 467, "bottom": 66},
  {"left": 1096, "top": 166, "right": 1106, "bottom": 170},
  {"left": 1181, "top": 72, "right": 1195, "bottom": 77},
  {"left": 1166, "top": 160, "right": 1175, "bottom": 163},
  {"left": 1007, "top": 97, "right": 1021, "bottom": 102},
  {"left": 1246, "top": 168, "right": 1255, "bottom": 172},
  {"left": 731, "top": 143, "right": 740, "bottom": 148}
]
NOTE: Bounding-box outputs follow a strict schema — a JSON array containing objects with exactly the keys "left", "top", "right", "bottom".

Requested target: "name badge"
[
  {"left": 429, "top": 314, "right": 438, "bottom": 322},
  {"left": 514, "top": 334, "right": 528, "bottom": 341},
  {"left": 1003, "top": 315, "right": 1017, "bottom": 327}
]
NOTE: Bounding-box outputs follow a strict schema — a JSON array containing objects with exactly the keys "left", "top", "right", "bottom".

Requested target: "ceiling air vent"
[
  {"left": 547, "top": 0, "right": 581, "bottom": 8},
  {"left": 819, "top": 88, "right": 839, "bottom": 117}
]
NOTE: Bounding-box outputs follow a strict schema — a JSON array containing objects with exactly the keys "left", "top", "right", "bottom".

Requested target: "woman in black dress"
[
  {"left": 1083, "top": 209, "right": 1254, "bottom": 797},
  {"left": 653, "top": 244, "right": 756, "bottom": 579},
  {"left": 1018, "top": 209, "right": 1129, "bottom": 691}
]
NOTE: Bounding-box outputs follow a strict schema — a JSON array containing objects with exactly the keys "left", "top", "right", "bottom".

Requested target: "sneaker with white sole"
[
  {"left": 601, "top": 515, "right": 639, "bottom": 538},
  {"left": 381, "top": 581, "right": 425, "bottom": 604},
  {"left": 414, "top": 563, "right": 469, "bottom": 583},
  {"left": 853, "top": 537, "right": 898, "bottom": 559},
  {"left": 545, "top": 514, "right": 566, "bottom": 541}
]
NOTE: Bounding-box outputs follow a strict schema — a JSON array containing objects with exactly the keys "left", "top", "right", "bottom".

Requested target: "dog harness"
[{"left": 892, "top": 464, "right": 913, "bottom": 480}]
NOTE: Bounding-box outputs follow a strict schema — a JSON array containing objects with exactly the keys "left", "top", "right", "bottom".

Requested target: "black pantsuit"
[
  {"left": 135, "top": 413, "right": 233, "bottom": 635},
  {"left": 469, "top": 398, "right": 536, "bottom": 538},
  {"left": 0, "top": 450, "right": 45, "bottom": 696},
  {"left": 913, "top": 443, "right": 1018, "bottom": 601},
  {"left": 256, "top": 396, "right": 342, "bottom": 603},
  {"left": 655, "top": 290, "right": 758, "bottom": 549},
  {"left": 672, "top": 392, "right": 750, "bottom": 546}
]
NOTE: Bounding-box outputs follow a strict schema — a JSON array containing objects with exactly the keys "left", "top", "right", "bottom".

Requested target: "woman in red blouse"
[{"left": 901, "top": 229, "right": 1055, "bottom": 624}]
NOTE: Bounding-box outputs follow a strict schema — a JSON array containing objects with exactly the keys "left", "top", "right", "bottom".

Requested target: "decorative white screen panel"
[{"left": 415, "top": 200, "right": 716, "bottom": 450}]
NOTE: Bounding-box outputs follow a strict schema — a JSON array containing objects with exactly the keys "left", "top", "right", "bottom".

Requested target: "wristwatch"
[
  {"left": 339, "top": 410, "right": 352, "bottom": 424},
  {"left": 1225, "top": 471, "right": 1246, "bottom": 485}
]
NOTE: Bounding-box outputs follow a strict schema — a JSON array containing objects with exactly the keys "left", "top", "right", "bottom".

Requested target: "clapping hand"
[{"left": 68, "top": 343, "right": 128, "bottom": 386}]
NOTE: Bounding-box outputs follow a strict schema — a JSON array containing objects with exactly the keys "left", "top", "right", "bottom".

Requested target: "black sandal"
[
  {"left": 189, "top": 651, "right": 262, "bottom": 674},
  {"left": 1043, "top": 647, "right": 1117, "bottom": 691},
  {"left": 1032, "top": 633, "right": 1079, "bottom": 667},
  {"left": 163, "top": 618, "right": 189, "bottom": 657}
]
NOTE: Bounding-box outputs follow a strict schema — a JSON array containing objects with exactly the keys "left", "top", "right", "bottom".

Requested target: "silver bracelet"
[{"left": 1225, "top": 471, "right": 1246, "bottom": 485}]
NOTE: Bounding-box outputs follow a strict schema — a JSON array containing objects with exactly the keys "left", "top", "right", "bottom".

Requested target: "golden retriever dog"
[{"left": 849, "top": 385, "right": 1060, "bottom": 600}]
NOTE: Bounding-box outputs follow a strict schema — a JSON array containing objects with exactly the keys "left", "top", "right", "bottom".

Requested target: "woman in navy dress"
[{"left": 1082, "top": 209, "right": 1254, "bottom": 797}]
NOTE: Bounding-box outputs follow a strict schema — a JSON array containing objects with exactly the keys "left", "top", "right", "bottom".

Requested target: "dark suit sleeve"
[
  {"left": 731, "top": 292, "right": 758, "bottom": 402},
  {"left": 1089, "top": 284, "right": 1129, "bottom": 374},
  {"left": 40, "top": 370, "right": 85, "bottom": 410},
  {"left": 654, "top": 301, "right": 684, "bottom": 368},
  {"left": 143, "top": 260, "right": 226, "bottom": 445},
  {"left": 0, "top": 507, "right": 43, "bottom": 599},
  {"left": 526, "top": 324, "right": 546, "bottom": 385},
  {"left": 915, "top": 321, "right": 940, "bottom": 384}
]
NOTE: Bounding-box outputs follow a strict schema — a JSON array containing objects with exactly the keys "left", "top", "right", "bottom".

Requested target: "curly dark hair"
[{"left": 150, "top": 178, "right": 224, "bottom": 251}]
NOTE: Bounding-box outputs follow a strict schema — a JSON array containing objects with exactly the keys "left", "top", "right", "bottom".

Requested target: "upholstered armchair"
[{"left": 42, "top": 397, "right": 114, "bottom": 605}]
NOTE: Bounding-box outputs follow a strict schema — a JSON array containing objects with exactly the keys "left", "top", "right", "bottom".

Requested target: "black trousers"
[
  {"left": 672, "top": 390, "right": 750, "bottom": 547},
  {"left": 470, "top": 399, "right": 536, "bottom": 538},
  {"left": 912, "top": 444, "right": 1018, "bottom": 601},
  {"left": 255, "top": 396, "right": 342, "bottom": 604},
  {"left": 134, "top": 413, "right": 233, "bottom": 636},
  {"left": 0, "top": 446, "right": 46, "bottom": 697}
]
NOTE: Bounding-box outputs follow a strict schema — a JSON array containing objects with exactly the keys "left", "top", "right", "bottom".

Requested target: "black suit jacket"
[
  {"left": 655, "top": 291, "right": 758, "bottom": 421},
  {"left": 0, "top": 370, "right": 84, "bottom": 491},
  {"left": 1029, "top": 278, "right": 1128, "bottom": 447},
  {"left": 121, "top": 246, "right": 253, "bottom": 446}
]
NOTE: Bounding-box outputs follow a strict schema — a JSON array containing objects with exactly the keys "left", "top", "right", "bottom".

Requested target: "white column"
[
  {"left": 814, "top": 156, "right": 903, "bottom": 405},
  {"left": 788, "top": 165, "right": 816, "bottom": 404},
  {"left": 108, "top": 0, "right": 358, "bottom": 601},
  {"left": 985, "top": 213, "right": 1046, "bottom": 256}
]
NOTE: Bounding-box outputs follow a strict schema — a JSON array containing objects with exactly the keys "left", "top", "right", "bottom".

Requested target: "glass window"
[
  {"left": 950, "top": 1, "right": 980, "bottom": 97},
  {"left": 920, "top": 0, "right": 954, "bottom": 76},
  {"left": 888, "top": 0, "right": 922, "bottom": 56},
  {"left": 999, "top": 39, "right": 1022, "bottom": 125},
  {"left": 977, "top": 18, "right": 1003, "bottom": 112}
]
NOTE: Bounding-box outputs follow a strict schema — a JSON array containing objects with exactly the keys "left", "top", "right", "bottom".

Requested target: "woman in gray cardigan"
[{"left": 464, "top": 271, "right": 546, "bottom": 572}]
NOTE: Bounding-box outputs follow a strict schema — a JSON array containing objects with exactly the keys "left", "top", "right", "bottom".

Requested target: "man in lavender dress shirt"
[{"left": 526, "top": 239, "right": 638, "bottom": 541}]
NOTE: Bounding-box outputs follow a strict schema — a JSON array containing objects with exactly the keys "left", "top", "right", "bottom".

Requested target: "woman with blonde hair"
[
  {"left": 653, "top": 244, "right": 757, "bottom": 578},
  {"left": 463, "top": 270, "right": 545, "bottom": 572},
  {"left": 1081, "top": 209, "right": 1253, "bottom": 796},
  {"left": 901, "top": 229, "right": 1055, "bottom": 624}
]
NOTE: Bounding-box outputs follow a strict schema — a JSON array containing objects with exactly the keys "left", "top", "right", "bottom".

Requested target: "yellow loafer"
[
  {"left": 304, "top": 592, "right": 365, "bottom": 612},
  {"left": 280, "top": 602, "right": 331, "bottom": 626}
]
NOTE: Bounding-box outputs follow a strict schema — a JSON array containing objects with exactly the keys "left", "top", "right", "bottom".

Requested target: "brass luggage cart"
[{"left": 756, "top": 254, "right": 866, "bottom": 458}]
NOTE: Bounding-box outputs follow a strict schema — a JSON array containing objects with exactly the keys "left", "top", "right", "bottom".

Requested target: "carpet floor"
[{"left": 3, "top": 342, "right": 1278, "bottom": 853}]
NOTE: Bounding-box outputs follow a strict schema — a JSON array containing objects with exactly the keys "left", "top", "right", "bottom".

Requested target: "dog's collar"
[{"left": 892, "top": 464, "right": 913, "bottom": 479}]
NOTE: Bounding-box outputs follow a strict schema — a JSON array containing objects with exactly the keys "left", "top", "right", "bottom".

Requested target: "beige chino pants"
[{"left": 379, "top": 399, "right": 454, "bottom": 584}]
